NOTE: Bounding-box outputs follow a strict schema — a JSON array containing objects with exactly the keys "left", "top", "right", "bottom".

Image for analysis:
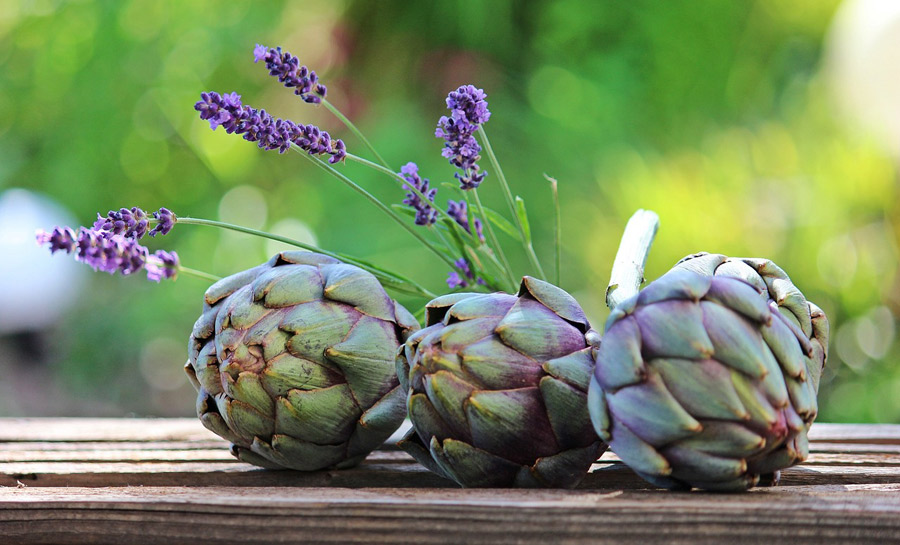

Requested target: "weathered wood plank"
[{"left": 1, "top": 486, "right": 900, "bottom": 545}]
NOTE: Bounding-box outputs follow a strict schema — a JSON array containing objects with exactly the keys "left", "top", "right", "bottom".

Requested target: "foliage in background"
[{"left": 0, "top": 0, "right": 896, "bottom": 423}]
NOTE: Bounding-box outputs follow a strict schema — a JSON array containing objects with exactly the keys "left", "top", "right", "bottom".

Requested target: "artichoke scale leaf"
[
  {"left": 633, "top": 300, "right": 713, "bottom": 360},
  {"left": 714, "top": 259, "right": 768, "bottom": 294},
  {"left": 446, "top": 293, "right": 517, "bottom": 321},
  {"left": 282, "top": 301, "right": 360, "bottom": 365},
  {"left": 220, "top": 397, "right": 274, "bottom": 442},
  {"left": 250, "top": 265, "right": 324, "bottom": 308},
  {"left": 198, "top": 407, "right": 242, "bottom": 445},
  {"left": 594, "top": 316, "right": 645, "bottom": 391},
  {"left": 230, "top": 444, "right": 284, "bottom": 470},
  {"left": 530, "top": 442, "right": 604, "bottom": 489},
  {"left": 431, "top": 437, "right": 522, "bottom": 488},
  {"left": 408, "top": 392, "right": 455, "bottom": 444},
  {"left": 326, "top": 316, "right": 401, "bottom": 408},
  {"left": 540, "top": 376, "right": 594, "bottom": 450},
  {"left": 663, "top": 444, "right": 748, "bottom": 482},
  {"left": 460, "top": 337, "right": 544, "bottom": 390},
  {"left": 650, "top": 358, "right": 750, "bottom": 421},
  {"left": 204, "top": 263, "right": 270, "bottom": 306},
  {"left": 496, "top": 297, "right": 588, "bottom": 361},
  {"left": 730, "top": 371, "right": 779, "bottom": 428},
  {"left": 438, "top": 316, "right": 499, "bottom": 352},
  {"left": 673, "top": 253, "right": 727, "bottom": 277},
  {"left": 761, "top": 314, "right": 808, "bottom": 380},
  {"left": 688, "top": 474, "right": 759, "bottom": 492},
  {"left": 358, "top": 385, "right": 407, "bottom": 432},
  {"left": 466, "top": 387, "right": 560, "bottom": 465},
  {"left": 604, "top": 369, "right": 701, "bottom": 446},
  {"left": 276, "top": 250, "right": 341, "bottom": 267},
  {"left": 224, "top": 372, "right": 274, "bottom": 417},
  {"left": 266, "top": 434, "right": 347, "bottom": 472},
  {"left": 321, "top": 263, "right": 396, "bottom": 321},
  {"left": 636, "top": 269, "right": 712, "bottom": 307},
  {"left": 543, "top": 347, "right": 594, "bottom": 390},
  {"left": 223, "top": 286, "right": 272, "bottom": 330},
  {"left": 587, "top": 376, "right": 611, "bottom": 441},
  {"left": 674, "top": 420, "right": 766, "bottom": 457},
  {"left": 275, "top": 383, "right": 361, "bottom": 444},
  {"left": 519, "top": 276, "right": 590, "bottom": 331},
  {"left": 261, "top": 353, "right": 342, "bottom": 397},
  {"left": 397, "top": 429, "right": 452, "bottom": 480},
  {"left": 423, "top": 371, "right": 476, "bottom": 442},
  {"left": 700, "top": 301, "right": 771, "bottom": 379},
  {"left": 705, "top": 276, "right": 770, "bottom": 324},
  {"left": 605, "top": 415, "right": 672, "bottom": 477}
]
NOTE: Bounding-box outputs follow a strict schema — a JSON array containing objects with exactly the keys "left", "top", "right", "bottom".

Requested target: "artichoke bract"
[
  {"left": 185, "top": 251, "right": 419, "bottom": 471},
  {"left": 588, "top": 258, "right": 828, "bottom": 491},
  {"left": 397, "top": 276, "right": 605, "bottom": 488}
]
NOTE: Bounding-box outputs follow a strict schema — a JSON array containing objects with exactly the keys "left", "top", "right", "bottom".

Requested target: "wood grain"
[{"left": 1, "top": 419, "right": 899, "bottom": 544}]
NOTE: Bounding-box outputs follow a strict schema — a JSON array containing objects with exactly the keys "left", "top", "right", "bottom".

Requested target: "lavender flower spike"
[
  {"left": 37, "top": 223, "right": 179, "bottom": 282},
  {"left": 195, "top": 91, "right": 346, "bottom": 163},
  {"left": 436, "top": 85, "right": 491, "bottom": 190},
  {"left": 446, "top": 257, "right": 484, "bottom": 289},
  {"left": 447, "top": 200, "right": 485, "bottom": 243},
  {"left": 254, "top": 44, "right": 327, "bottom": 104},
  {"left": 400, "top": 162, "right": 437, "bottom": 226}
]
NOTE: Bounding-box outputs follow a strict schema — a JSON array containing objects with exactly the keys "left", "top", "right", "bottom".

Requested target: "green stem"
[
  {"left": 322, "top": 99, "right": 391, "bottom": 171},
  {"left": 177, "top": 265, "right": 221, "bottom": 282},
  {"left": 173, "top": 216, "right": 435, "bottom": 299},
  {"left": 471, "top": 189, "right": 517, "bottom": 289},
  {"left": 346, "top": 152, "right": 515, "bottom": 289},
  {"left": 477, "top": 126, "right": 547, "bottom": 280},
  {"left": 294, "top": 149, "right": 459, "bottom": 273}
]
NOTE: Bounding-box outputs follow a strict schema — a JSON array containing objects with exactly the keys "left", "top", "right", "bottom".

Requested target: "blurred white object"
[
  {"left": 0, "top": 189, "right": 87, "bottom": 333},
  {"left": 827, "top": 0, "right": 900, "bottom": 156}
]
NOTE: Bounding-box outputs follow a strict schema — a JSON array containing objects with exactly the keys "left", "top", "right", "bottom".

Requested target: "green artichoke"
[
  {"left": 397, "top": 276, "right": 605, "bottom": 488},
  {"left": 588, "top": 256, "right": 828, "bottom": 491},
  {"left": 185, "top": 251, "right": 419, "bottom": 471}
]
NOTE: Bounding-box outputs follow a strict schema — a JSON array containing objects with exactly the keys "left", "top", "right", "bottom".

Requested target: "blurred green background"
[{"left": 0, "top": 0, "right": 897, "bottom": 423}]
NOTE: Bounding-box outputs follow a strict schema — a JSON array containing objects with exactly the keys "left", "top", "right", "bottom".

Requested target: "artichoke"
[
  {"left": 397, "top": 276, "right": 605, "bottom": 488},
  {"left": 185, "top": 251, "right": 419, "bottom": 471},
  {"left": 588, "top": 255, "right": 828, "bottom": 491}
]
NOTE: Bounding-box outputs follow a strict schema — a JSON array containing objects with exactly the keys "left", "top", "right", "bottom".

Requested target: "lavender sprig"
[
  {"left": 436, "top": 85, "right": 491, "bottom": 190},
  {"left": 36, "top": 226, "right": 179, "bottom": 282},
  {"left": 91, "top": 207, "right": 177, "bottom": 240},
  {"left": 194, "top": 91, "right": 346, "bottom": 163},
  {"left": 254, "top": 44, "right": 327, "bottom": 104},
  {"left": 400, "top": 163, "right": 437, "bottom": 226}
]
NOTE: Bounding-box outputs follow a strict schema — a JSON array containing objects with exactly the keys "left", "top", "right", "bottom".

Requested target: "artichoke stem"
[{"left": 606, "top": 209, "right": 660, "bottom": 310}]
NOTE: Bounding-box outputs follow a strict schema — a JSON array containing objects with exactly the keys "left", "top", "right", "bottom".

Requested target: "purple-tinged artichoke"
[
  {"left": 185, "top": 251, "right": 419, "bottom": 471},
  {"left": 397, "top": 277, "right": 605, "bottom": 488},
  {"left": 588, "top": 256, "right": 828, "bottom": 491}
]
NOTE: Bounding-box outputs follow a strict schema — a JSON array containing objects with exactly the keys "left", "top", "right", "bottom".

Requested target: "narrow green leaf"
[
  {"left": 515, "top": 196, "right": 532, "bottom": 244},
  {"left": 544, "top": 173, "right": 561, "bottom": 286},
  {"left": 391, "top": 204, "right": 418, "bottom": 220},
  {"left": 482, "top": 207, "right": 521, "bottom": 242}
]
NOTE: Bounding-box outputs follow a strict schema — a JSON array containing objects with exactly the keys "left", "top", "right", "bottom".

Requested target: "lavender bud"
[
  {"left": 400, "top": 162, "right": 437, "bottom": 226},
  {"left": 149, "top": 208, "right": 176, "bottom": 237},
  {"left": 253, "top": 44, "right": 328, "bottom": 103},
  {"left": 146, "top": 250, "right": 179, "bottom": 282}
]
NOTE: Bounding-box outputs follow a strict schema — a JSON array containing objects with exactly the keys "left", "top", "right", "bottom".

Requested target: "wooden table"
[{"left": 0, "top": 419, "right": 899, "bottom": 544}]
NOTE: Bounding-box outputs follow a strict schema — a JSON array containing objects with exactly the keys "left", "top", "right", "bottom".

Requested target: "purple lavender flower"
[
  {"left": 445, "top": 257, "right": 484, "bottom": 289},
  {"left": 195, "top": 91, "right": 346, "bottom": 163},
  {"left": 146, "top": 250, "right": 179, "bottom": 282},
  {"left": 446, "top": 200, "right": 485, "bottom": 243},
  {"left": 400, "top": 162, "right": 437, "bottom": 226},
  {"left": 149, "top": 208, "right": 176, "bottom": 237},
  {"left": 36, "top": 226, "right": 178, "bottom": 282},
  {"left": 92, "top": 207, "right": 149, "bottom": 239},
  {"left": 436, "top": 85, "right": 491, "bottom": 190},
  {"left": 254, "top": 44, "right": 327, "bottom": 104},
  {"left": 36, "top": 226, "right": 78, "bottom": 254}
]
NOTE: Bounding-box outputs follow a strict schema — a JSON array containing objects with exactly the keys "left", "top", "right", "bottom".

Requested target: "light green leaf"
[
  {"left": 482, "top": 207, "right": 521, "bottom": 242},
  {"left": 515, "top": 196, "right": 532, "bottom": 244}
]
